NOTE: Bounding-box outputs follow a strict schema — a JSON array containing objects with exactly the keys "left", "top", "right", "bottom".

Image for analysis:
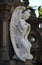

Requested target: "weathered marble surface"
[{"left": 10, "top": 6, "right": 33, "bottom": 62}]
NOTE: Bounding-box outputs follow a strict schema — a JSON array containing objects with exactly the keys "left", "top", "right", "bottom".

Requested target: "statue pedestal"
[{"left": 25, "top": 60, "right": 33, "bottom": 65}]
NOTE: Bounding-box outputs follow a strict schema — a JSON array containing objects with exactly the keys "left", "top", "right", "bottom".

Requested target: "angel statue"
[{"left": 10, "top": 6, "right": 33, "bottom": 62}]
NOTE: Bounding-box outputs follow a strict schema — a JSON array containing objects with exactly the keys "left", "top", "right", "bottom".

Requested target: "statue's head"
[{"left": 22, "top": 9, "right": 31, "bottom": 20}]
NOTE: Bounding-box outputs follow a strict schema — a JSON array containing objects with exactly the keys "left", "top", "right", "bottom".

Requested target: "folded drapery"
[{"left": 10, "top": 6, "right": 33, "bottom": 62}]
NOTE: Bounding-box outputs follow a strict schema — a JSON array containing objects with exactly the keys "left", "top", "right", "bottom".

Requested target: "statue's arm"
[{"left": 24, "top": 23, "right": 31, "bottom": 39}]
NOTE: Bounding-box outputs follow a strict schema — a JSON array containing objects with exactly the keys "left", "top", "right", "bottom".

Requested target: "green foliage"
[
  {"left": 27, "top": 6, "right": 33, "bottom": 9},
  {"left": 38, "top": 6, "right": 42, "bottom": 18}
]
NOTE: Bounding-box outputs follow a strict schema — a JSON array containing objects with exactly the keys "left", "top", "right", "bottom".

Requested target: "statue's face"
[{"left": 23, "top": 10, "right": 31, "bottom": 20}]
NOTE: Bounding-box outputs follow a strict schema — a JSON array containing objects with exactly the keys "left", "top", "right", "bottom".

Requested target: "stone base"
[
  {"left": 25, "top": 60, "right": 33, "bottom": 65},
  {"left": 0, "top": 48, "right": 33, "bottom": 65}
]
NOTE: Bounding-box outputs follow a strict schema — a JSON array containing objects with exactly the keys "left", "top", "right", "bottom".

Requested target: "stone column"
[
  {"left": 2, "top": 10, "right": 10, "bottom": 60},
  {"left": 3, "top": 22, "right": 7, "bottom": 47},
  {"left": 2, "top": 20, "right": 9, "bottom": 60}
]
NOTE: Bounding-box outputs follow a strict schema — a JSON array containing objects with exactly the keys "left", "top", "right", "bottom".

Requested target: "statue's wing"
[{"left": 10, "top": 6, "right": 26, "bottom": 62}]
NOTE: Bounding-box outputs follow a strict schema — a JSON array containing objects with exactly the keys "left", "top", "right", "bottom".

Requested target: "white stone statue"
[{"left": 10, "top": 6, "right": 33, "bottom": 62}]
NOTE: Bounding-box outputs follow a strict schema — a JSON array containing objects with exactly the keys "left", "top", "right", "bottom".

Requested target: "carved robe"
[{"left": 10, "top": 6, "right": 33, "bottom": 62}]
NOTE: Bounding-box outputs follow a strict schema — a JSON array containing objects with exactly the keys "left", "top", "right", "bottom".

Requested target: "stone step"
[
  {"left": 10, "top": 60, "right": 25, "bottom": 65},
  {"left": 0, "top": 59, "right": 33, "bottom": 65},
  {"left": 0, "top": 60, "right": 25, "bottom": 65}
]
